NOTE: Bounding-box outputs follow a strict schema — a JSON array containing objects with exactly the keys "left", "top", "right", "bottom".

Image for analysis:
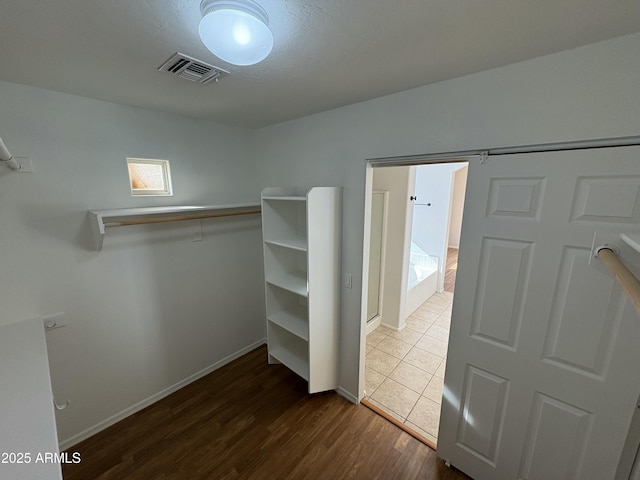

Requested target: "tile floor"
[{"left": 364, "top": 291, "right": 453, "bottom": 445}]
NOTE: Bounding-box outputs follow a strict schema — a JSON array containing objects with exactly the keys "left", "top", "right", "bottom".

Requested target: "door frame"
[{"left": 365, "top": 190, "right": 390, "bottom": 334}]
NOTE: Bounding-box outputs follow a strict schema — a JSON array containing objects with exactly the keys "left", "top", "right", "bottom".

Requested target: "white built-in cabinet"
[
  {"left": 0, "top": 318, "right": 63, "bottom": 480},
  {"left": 261, "top": 187, "right": 341, "bottom": 394}
]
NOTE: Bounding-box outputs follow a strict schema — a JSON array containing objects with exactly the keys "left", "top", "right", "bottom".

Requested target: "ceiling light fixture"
[{"left": 198, "top": 0, "right": 274, "bottom": 66}]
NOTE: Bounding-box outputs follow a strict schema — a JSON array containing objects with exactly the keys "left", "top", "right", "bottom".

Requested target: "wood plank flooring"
[
  {"left": 444, "top": 247, "right": 459, "bottom": 293},
  {"left": 62, "top": 345, "right": 470, "bottom": 480}
]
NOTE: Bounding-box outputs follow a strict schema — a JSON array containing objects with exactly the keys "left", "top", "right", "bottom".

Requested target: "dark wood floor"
[
  {"left": 444, "top": 247, "right": 459, "bottom": 293},
  {"left": 63, "top": 345, "right": 470, "bottom": 480}
]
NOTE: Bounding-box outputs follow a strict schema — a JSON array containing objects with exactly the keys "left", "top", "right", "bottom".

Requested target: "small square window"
[{"left": 127, "top": 158, "right": 173, "bottom": 196}]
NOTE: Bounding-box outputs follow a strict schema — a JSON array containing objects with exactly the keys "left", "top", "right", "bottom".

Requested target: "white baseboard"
[
  {"left": 336, "top": 386, "right": 359, "bottom": 405},
  {"left": 381, "top": 321, "right": 404, "bottom": 331},
  {"left": 59, "top": 338, "right": 267, "bottom": 451},
  {"left": 365, "top": 316, "right": 381, "bottom": 335}
]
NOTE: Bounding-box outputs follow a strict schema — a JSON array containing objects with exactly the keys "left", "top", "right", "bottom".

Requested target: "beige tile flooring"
[{"left": 364, "top": 291, "right": 453, "bottom": 445}]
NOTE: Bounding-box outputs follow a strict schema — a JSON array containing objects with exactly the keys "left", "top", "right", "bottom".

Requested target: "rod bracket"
[
  {"left": 54, "top": 397, "right": 70, "bottom": 410},
  {"left": 595, "top": 244, "right": 619, "bottom": 258},
  {"left": 0, "top": 156, "right": 21, "bottom": 171}
]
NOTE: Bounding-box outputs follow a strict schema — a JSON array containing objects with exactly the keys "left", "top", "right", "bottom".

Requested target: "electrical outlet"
[{"left": 344, "top": 273, "right": 352, "bottom": 289}]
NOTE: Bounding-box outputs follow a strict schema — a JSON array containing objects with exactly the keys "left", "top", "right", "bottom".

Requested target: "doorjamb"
[{"left": 365, "top": 190, "right": 390, "bottom": 335}]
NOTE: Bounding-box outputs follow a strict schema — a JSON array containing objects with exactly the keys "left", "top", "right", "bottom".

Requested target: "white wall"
[
  {"left": 412, "top": 163, "right": 464, "bottom": 290},
  {"left": 254, "top": 32, "right": 640, "bottom": 399},
  {"left": 0, "top": 81, "right": 265, "bottom": 447},
  {"left": 448, "top": 166, "right": 468, "bottom": 249},
  {"left": 372, "top": 166, "right": 414, "bottom": 330},
  {"left": 2, "top": 30, "right": 640, "bottom": 448}
]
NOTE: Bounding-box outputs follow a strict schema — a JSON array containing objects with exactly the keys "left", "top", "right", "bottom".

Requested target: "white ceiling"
[{"left": 1, "top": 1, "right": 640, "bottom": 129}]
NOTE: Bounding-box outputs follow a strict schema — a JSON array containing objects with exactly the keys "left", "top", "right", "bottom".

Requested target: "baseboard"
[
  {"left": 59, "top": 338, "right": 267, "bottom": 451},
  {"left": 336, "top": 386, "right": 359, "bottom": 405},
  {"left": 381, "top": 321, "right": 404, "bottom": 332},
  {"left": 365, "top": 316, "right": 381, "bottom": 335}
]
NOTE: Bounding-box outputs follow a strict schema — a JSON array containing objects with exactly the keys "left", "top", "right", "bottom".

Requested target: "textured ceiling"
[{"left": 1, "top": 1, "right": 640, "bottom": 128}]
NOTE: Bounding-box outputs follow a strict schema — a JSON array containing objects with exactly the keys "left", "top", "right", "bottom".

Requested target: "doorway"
[{"left": 362, "top": 161, "right": 468, "bottom": 446}]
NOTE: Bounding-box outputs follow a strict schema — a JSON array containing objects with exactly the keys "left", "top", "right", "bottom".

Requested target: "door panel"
[
  {"left": 470, "top": 237, "right": 533, "bottom": 350},
  {"left": 438, "top": 147, "right": 640, "bottom": 480},
  {"left": 456, "top": 365, "right": 509, "bottom": 463},
  {"left": 519, "top": 393, "right": 592, "bottom": 480},
  {"left": 542, "top": 246, "right": 622, "bottom": 376}
]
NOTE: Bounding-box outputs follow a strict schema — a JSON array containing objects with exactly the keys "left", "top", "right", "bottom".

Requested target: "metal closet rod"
[
  {"left": 103, "top": 208, "right": 262, "bottom": 228},
  {"left": 596, "top": 247, "right": 640, "bottom": 316},
  {"left": 368, "top": 135, "right": 640, "bottom": 166}
]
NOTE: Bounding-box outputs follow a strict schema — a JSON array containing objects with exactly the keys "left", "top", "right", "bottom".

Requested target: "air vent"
[{"left": 158, "top": 53, "right": 229, "bottom": 84}]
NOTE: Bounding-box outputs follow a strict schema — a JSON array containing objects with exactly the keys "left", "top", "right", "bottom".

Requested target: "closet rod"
[
  {"left": 596, "top": 247, "right": 640, "bottom": 316},
  {"left": 103, "top": 208, "right": 262, "bottom": 228}
]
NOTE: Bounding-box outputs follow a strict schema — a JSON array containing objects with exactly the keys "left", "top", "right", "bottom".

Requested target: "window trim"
[{"left": 126, "top": 158, "right": 173, "bottom": 197}]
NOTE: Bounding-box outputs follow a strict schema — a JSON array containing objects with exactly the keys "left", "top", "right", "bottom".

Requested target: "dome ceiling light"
[{"left": 198, "top": 0, "right": 274, "bottom": 66}]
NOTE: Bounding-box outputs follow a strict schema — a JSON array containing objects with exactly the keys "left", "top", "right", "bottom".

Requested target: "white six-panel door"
[{"left": 438, "top": 147, "right": 640, "bottom": 480}]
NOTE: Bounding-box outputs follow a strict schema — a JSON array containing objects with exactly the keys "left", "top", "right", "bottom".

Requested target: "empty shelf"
[
  {"left": 266, "top": 271, "right": 308, "bottom": 297},
  {"left": 268, "top": 305, "right": 308, "bottom": 341}
]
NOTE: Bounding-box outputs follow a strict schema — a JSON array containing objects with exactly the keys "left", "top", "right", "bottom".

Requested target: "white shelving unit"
[{"left": 261, "top": 187, "right": 341, "bottom": 394}]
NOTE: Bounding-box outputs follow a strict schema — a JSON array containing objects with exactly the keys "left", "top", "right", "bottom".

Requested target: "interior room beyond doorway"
[{"left": 363, "top": 162, "right": 468, "bottom": 446}]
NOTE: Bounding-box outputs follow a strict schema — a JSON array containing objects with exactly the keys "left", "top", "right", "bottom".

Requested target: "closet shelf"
[
  {"left": 264, "top": 237, "right": 307, "bottom": 252},
  {"left": 265, "top": 271, "right": 308, "bottom": 297},
  {"left": 88, "top": 203, "right": 261, "bottom": 250},
  {"left": 621, "top": 233, "right": 640, "bottom": 255},
  {"left": 267, "top": 305, "right": 308, "bottom": 341},
  {"left": 269, "top": 344, "right": 309, "bottom": 381},
  {"left": 262, "top": 195, "right": 306, "bottom": 202}
]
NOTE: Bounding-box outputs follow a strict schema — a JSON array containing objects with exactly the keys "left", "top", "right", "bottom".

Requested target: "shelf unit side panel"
[{"left": 307, "top": 187, "right": 342, "bottom": 393}]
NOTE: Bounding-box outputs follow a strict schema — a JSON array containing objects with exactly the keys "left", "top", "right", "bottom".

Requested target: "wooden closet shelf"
[{"left": 88, "top": 203, "right": 261, "bottom": 250}]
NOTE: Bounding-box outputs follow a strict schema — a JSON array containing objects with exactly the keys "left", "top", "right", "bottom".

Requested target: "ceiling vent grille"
[{"left": 158, "top": 53, "right": 229, "bottom": 84}]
